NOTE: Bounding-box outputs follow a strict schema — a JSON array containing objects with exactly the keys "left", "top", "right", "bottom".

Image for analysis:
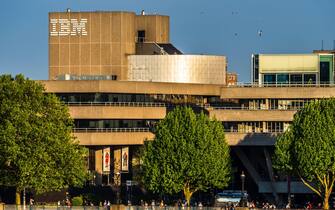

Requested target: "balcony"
[
  {"left": 221, "top": 83, "right": 335, "bottom": 99},
  {"left": 73, "top": 128, "right": 154, "bottom": 145},
  {"left": 208, "top": 107, "right": 296, "bottom": 121},
  {"left": 72, "top": 128, "right": 278, "bottom": 146},
  {"left": 225, "top": 132, "right": 277, "bottom": 146},
  {"left": 68, "top": 102, "right": 166, "bottom": 119}
]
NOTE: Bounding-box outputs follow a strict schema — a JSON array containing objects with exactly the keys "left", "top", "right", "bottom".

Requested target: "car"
[{"left": 214, "top": 191, "right": 248, "bottom": 207}]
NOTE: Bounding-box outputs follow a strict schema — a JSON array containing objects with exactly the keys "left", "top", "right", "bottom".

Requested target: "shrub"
[{"left": 72, "top": 196, "right": 83, "bottom": 206}]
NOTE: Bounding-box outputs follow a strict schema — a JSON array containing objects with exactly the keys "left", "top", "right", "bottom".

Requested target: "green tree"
[
  {"left": 141, "top": 106, "right": 231, "bottom": 205},
  {"left": 273, "top": 99, "right": 335, "bottom": 210},
  {"left": 0, "top": 75, "right": 87, "bottom": 204}
]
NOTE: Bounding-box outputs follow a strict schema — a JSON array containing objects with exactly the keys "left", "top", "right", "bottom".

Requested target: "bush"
[{"left": 72, "top": 196, "right": 83, "bottom": 206}]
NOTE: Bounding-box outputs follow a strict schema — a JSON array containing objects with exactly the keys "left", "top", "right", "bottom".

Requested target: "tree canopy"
[
  {"left": 141, "top": 106, "right": 231, "bottom": 205},
  {"left": 273, "top": 99, "right": 335, "bottom": 210},
  {"left": 0, "top": 75, "right": 87, "bottom": 203}
]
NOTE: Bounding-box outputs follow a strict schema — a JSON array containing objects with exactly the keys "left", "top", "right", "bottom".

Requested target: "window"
[
  {"left": 137, "top": 30, "right": 145, "bottom": 42},
  {"left": 303, "top": 74, "right": 316, "bottom": 84},
  {"left": 320, "top": 62, "right": 330, "bottom": 84},
  {"left": 111, "top": 75, "right": 117, "bottom": 80},
  {"left": 290, "top": 74, "right": 302, "bottom": 84},
  {"left": 277, "top": 74, "right": 289, "bottom": 84},
  {"left": 263, "top": 74, "right": 276, "bottom": 84}
]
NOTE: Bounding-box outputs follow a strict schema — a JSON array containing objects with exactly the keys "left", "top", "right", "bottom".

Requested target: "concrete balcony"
[
  {"left": 225, "top": 132, "right": 277, "bottom": 146},
  {"left": 73, "top": 128, "right": 277, "bottom": 146},
  {"left": 221, "top": 86, "right": 335, "bottom": 99},
  {"left": 73, "top": 128, "right": 154, "bottom": 145},
  {"left": 209, "top": 108, "right": 296, "bottom": 121},
  {"left": 68, "top": 103, "right": 166, "bottom": 119}
]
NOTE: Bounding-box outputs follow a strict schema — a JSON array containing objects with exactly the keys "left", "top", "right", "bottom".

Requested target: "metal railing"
[
  {"left": 211, "top": 106, "right": 301, "bottom": 111},
  {"left": 73, "top": 127, "right": 283, "bottom": 134},
  {"left": 73, "top": 128, "right": 150, "bottom": 133},
  {"left": 3, "top": 205, "right": 315, "bottom": 210},
  {"left": 2, "top": 205, "right": 240, "bottom": 210},
  {"left": 224, "top": 129, "right": 284, "bottom": 134},
  {"left": 229, "top": 82, "right": 335, "bottom": 88},
  {"left": 65, "top": 102, "right": 166, "bottom": 107}
]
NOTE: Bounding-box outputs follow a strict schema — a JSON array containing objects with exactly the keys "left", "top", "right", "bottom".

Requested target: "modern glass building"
[{"left": 252, "top": 53, "right": 335, "bottom": 85}]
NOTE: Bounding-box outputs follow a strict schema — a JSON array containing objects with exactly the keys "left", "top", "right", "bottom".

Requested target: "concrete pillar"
[{"left": 95, "top": 149, "right": 103, "bottom": 185}]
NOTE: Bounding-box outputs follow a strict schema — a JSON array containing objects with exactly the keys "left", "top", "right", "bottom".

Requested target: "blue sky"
[{"left": 0, "top": 0, "right": 334, "bottom": 82}]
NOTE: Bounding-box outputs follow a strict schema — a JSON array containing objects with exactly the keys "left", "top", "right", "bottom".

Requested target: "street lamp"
[
  {"left": 240, "top": 171, "right": 246, "bottom": 192},
  {"left": 240, "top": 171, "right": 247, "bottom": 207}
]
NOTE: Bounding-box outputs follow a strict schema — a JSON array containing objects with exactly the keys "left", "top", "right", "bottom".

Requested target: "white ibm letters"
[{"left": 50, "top": 18, "right": 88, "bottom": 36}]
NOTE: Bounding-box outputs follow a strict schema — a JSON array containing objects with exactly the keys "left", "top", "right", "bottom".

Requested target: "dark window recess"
[
  {"left": 263, "top": 74, "right": 276, "bottom": 84},
  {"left": 111, "top": 75, "right": 117, "bottom": 80},
  {"left": 137, "top": 30, "right": 145, "bottom": 42},
  {"left": 277, "top": 74, "right": 289, "bottom": 84},
  {"left": 303, "top": 74, "right": 316, "bottom": 84},
  {"left": 290, "top": 74, "right": 302, "bottom": 84},
  {"left": 254, "top": 55, "right": 259, "bottom": 82},
  {"left": 320, "top": 62, "right": 330, "bottom": 84}
]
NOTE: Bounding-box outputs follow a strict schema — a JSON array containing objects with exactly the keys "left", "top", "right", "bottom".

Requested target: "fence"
[{"left": 2, "top": 206, "right": 231, "bottom": 210}]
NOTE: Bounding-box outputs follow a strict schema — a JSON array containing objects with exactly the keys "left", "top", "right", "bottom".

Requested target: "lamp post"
[
  {"left": 240, "top": 171, "right": 247, "bottom": 207},
  {"left": 241, "top": 171, "right": 245, "bottom": 192}
]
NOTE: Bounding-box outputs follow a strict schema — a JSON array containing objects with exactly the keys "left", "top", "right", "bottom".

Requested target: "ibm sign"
[{"left": 50, "top": 18, "right": 88, "bottom": 36}]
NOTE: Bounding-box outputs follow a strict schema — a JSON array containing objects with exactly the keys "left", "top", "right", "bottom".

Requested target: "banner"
[
  {"left": 121, "top": 147, "right": 129, "bottom": 171},
  {"left": 103, "top": 147, "right": 110, "bottom": 172}
]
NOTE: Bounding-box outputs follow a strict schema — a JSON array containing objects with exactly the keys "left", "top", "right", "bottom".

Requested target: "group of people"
[{"left": 140, "top": 199, "right": 204, "bottom": 209}]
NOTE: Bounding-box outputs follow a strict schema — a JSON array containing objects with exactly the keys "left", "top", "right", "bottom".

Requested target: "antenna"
[{"left": 321, "top": 40, "right": 324, "bottom": 51}]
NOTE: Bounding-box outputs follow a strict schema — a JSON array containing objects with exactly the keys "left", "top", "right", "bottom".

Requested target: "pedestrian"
[
  {"left": 107, "top": 200, "right": 111, "bottom": 210},
  {"left": 159, "top": 200, "right": 164, "bottom": 208}
]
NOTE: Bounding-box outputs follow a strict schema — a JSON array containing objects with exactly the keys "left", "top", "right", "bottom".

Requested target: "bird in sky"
[{"left": 258, "top": 30, "right": 262, "bottom": 37}]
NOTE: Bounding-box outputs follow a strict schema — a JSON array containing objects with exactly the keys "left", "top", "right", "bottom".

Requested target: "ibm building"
[{"left": 43, "top": 10, "right": 335, "bottom": 201}]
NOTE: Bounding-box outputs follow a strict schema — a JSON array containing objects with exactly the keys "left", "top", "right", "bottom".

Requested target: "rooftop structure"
[{"left": 49, "top": 10, "right": 227, "bottom": 85}]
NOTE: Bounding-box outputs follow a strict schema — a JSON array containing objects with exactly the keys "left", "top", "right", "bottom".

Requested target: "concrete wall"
[
  {"left": 74, "top": 131, "right": 276, "bottom": 146},
  {"left": 135, "top": 15, "right": 169, "bottom": 43},
  {"left": 74, "top": 132, "right": 154, "bottom": 145},
  {"left": 69, "top": 106, "right": 166, "bottom": 119},
  {"left": 221, "top": 86, "right": 335, "bottom": 99},
  {"left": 225, "top": 133, "right": 277, "bottom": 146},
  {"left": 209, "top": 109, "right": 295, "bottom": 121},
  {"left": 49, "top": 11, "right": 136, "bottom": 81},
  {"left": 49, "top": 11, "right": 170, "bottom": 81},
  {"left": 41, "top": 80, "right": 222, "bottom": 95}
]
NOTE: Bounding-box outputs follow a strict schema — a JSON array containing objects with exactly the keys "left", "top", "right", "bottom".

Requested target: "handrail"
[
  {"left": 224, "top": 129, "right": 284, "bottom": 133},
  {"left": 73, "top": 127, "right": 150, "bottom": 132},
  {"left": 73, "top": 127, "right": 283, "bottom": 134},
  {"left": 211, "top": 106, "right": 301, "bottom": 111},
  {"left": 65, "top": 102, "right": 166, "bottom": 107},
  {"left": 228, "top": 82, "right": 335, "bottom": 88}
]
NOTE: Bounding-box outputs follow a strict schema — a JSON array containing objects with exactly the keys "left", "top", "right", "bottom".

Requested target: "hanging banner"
[
  {"left": 103, "top": 147, "right": 110, "bottom": 172},
  {"left": 121, "top": 147, "right": 129, "bottom": 172}
]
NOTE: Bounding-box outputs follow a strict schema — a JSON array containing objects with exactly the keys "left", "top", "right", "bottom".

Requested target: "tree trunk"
[
  {"left": 324, "top": 192, "right": 330, "bottom": 210},
  {"left": 183, "top": 183, "right": 194, "bottom": 207},
  {"left": 15, "top": 189, "right": 21, "bottom": 205}
]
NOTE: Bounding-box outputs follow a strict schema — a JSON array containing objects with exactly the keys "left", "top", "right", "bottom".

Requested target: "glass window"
[
  {"left": 303, "top": 74, "right": 316, "bottom": 84},
  {"left": 277, "top": 74, "right": 289, "bottom": 84},
  {"left": 263, "top": 74, "right": 276, "bottom": 84},
  {"left": 320, "top": 62, "right": 330, "bottom": 84},
  {"left": 290, "top": 74, "right": 302, "bottom": 84}
]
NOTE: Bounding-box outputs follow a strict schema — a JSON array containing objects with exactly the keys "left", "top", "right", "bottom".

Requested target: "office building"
[{"left": 45, "top": 10, "right": 335, "bottom": 202}]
